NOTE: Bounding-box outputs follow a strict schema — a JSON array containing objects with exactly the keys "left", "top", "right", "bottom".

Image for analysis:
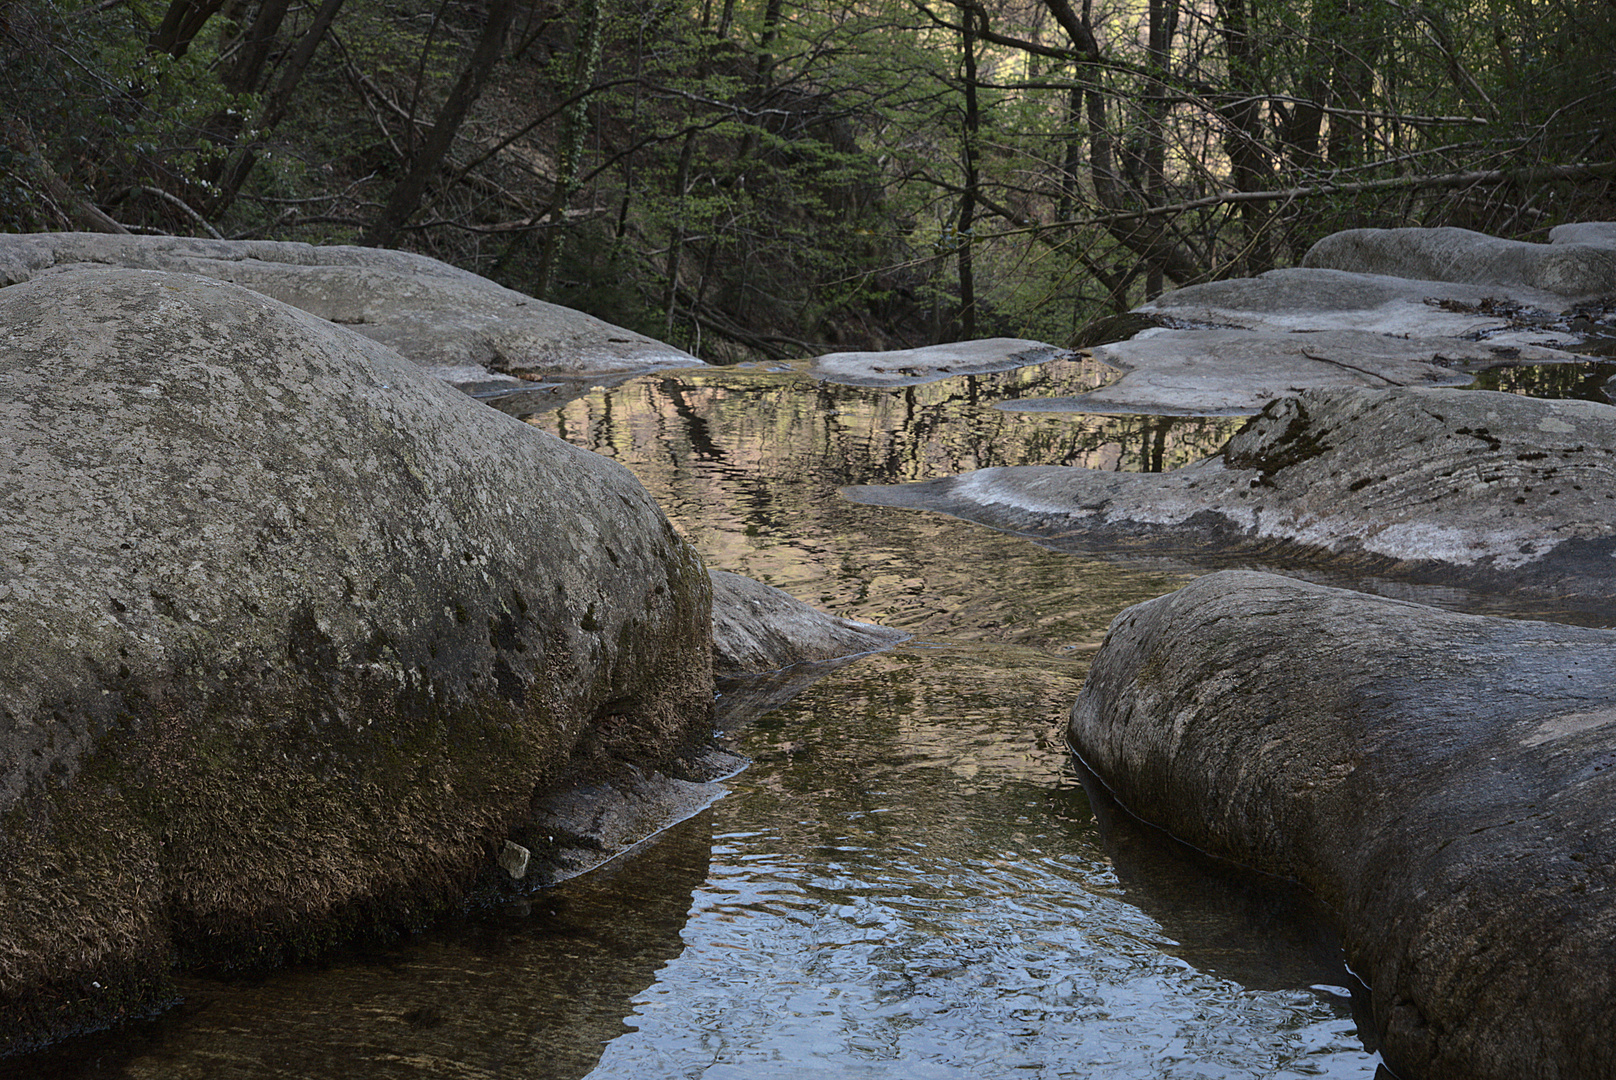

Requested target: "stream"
[{"left": 24, "top": 353, "right": 1609, "bottom": 1080}]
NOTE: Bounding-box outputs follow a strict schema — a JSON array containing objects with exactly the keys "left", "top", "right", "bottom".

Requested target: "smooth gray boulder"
[
  {"left": 0, "top": 233, "right": 697, "bottom": 387},
  {"left": 0, "top": 268, "right": 713, "bottom": 1053},
  {"left": 1550, "top": 222, "right": 1616, "bottom": 247},
  {"left": 1303, "top": 224, "right": 1616, "bottom": 300},
  {"left": 844, "top": 386, "right": 1616, "bottom": 617},
  {"left": 1070, "top": 570, "right": 1616, "bottom": 1080},
  {"left": 1001, "top": 327, "right": 1524, "bottom": 415},
  {"left": 808, "top": 338, "right": 1065, "bottom": 387},
  {"left": 1136, "top": 266, "right": 1587, "bottom": 346}
]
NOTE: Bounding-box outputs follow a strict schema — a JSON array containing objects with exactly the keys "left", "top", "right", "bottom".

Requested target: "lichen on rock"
[{"left": 0, "top": 268, "right": 714, "bottom": 1053}]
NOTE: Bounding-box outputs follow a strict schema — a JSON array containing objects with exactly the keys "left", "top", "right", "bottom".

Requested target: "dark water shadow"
[
  {"left": 1068, "top": 758, "right": 1403, "bottom": 1073},
  {"left": 7, "top": 810, "right": 715, "bottom": 1080},
  {"left": 1068, "top": 757, "right": 1362, "bottom": 1000}
]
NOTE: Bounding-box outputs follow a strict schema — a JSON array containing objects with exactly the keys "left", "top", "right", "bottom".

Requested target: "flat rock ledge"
[
  {"left": 1038, "top": 223, "right": 1615, "bottom": 415},
  {"left": 1002, "top": 327, "right": 1542, "bottom": 416},
  {"left": 1070, "top": 570, "right": 1616, "bottom": 1080},
  {"left": 807, "top": 337, "right": 1065, "bottom": 387},
  {"left": 844, "top": 386, "right": 1616, "bottom": 617},
  {"left": 0, "top": 232, "right": 698, "bottom": 388}
]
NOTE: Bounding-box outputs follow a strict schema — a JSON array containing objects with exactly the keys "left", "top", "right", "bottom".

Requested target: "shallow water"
[{"left": 20, "top": 361, "right": 1399, "bottom": 1079}]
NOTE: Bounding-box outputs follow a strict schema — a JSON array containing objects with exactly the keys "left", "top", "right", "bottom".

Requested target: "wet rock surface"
[
  {"left": 844, "top": 386, "right": 1616, "bottom": 618},
  {"left": 0, "top": 268, "right": 714, "bottom": 1052},
  {"left": 709, "top": 570, "right": 909, "bottom": 676},
  {"left": 0, "top": 233, "right": 697, "bottom": 388},
  {"left": 1069, "top": 570, "right": 1616, "bottom": 1080}
]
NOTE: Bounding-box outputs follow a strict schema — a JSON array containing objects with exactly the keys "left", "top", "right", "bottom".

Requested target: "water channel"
[{"left": 20, "top": 354, "right": 1611, "bottom": 1080}]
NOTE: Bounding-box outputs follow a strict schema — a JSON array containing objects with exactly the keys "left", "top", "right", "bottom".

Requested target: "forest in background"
[{"left": 2, "top": 0, "right": 1613, "bottom": 360}]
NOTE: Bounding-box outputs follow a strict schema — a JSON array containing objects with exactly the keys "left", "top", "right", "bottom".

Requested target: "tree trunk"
[
  {"left": 3, "top": 121, "right": 130, "bottom": 233},
  {"left": 360, "top": 0, "right": 521, "bottom": 248},
  {"left": 223, "top": 0, "right": 295, "bottom": 94},
  {"left": 1143, "top": 0, "right": 1178, "bottom": 295},
  {"left": 208, "top": 0, "right": 349, "bottom": 219},
  {"left": 534, "top": 0, "right": 604, "bottom": 298},
  {"left": 955, "top": 1, "right": 982, "bottom": 340},
  {"left": 662, "top": 132, "right": 699, "bottom": 340},
  {"left": 149, "top": 0, "right": 227, "bottom": 58},
  {"left": 1216, "top": 0, "right": 1274, "bottom": 273},
  {"left": 1041, "top": 0, "right": 1203, "bottom": 286}
]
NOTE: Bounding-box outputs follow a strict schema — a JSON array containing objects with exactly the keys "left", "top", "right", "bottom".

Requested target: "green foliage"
[
  {"left": 1, "top": 0, "right": 256, "bottom": 231},
  {"left": 5, "top": 0, "right": 1611, "bottom": 349}
]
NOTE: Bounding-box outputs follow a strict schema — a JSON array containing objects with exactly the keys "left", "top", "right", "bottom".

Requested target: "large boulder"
[
  {"left": 843, "top": 386, "right": 1616, "bottom": 617},
  {"left": 1069, "top": 570, "right": 1616, "bottom": 1080},
  {"left": 0, "top": 268, "right": 713, "bottom": 1053},
  {"left": 0, "top": 233, "right": 698, "bottom": 387},
  {"left": 1303, "top": 224, "right": 1616, "bottom": 299}
]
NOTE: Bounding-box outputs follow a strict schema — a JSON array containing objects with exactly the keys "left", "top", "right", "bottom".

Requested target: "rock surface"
[
  {"left": 709, "top": 570, "right": 909, "bottom": 676},
  {"left": 0, "top": 268, "right": 713, "bottom": 1052},
  {"left": 844, "top": 386, "right": 1616, "bottom": 617},
  {"left": 808, "top": 337, "right": 1065, "bottom": 387},
  {"left": 1036, "top": 224, "right": 1616, "bottom": 415},
  {"left": 0, "top": 233, "right": 697, "bottom": 387},
  {"left": 1137, "top": 266, "right": 1589, "bottom": 342},
  {"left": 1303, "top": 224, "right": 1616, "bottom": 299},
  {"left": 500, "top": 573, "right": 909, "bottom": 886},
  {"left": 1001, "top": 327, "right": 1511, "bottom": 416},
  {"left": 1069, "top": 570, "right": 1616, "bottom": 1080}
]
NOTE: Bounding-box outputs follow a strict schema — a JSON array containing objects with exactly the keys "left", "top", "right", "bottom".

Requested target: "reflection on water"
[
  {"left": 592, "top": 650, "right": 1375, "bottom": 1079},
  {"left": 543, "top": 364, "right": 1374, "bottom": 1077},
  {"left": 1469, "top": 359, "right": 1616, "bottom": 400},
  {"left": 11, "top": 361, "right": 1380, "bottom": 1078},
  {"left": 523, "top": 362, "right": 1237, "bottom": 646}
]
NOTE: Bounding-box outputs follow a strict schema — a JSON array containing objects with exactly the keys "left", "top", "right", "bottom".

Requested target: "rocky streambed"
[
  {"left": 841, "top": 223, "right": 1616, "bottom": 1080},
  {"left": 3, "top": 225, "right": 1615, "bottom": 1080}
]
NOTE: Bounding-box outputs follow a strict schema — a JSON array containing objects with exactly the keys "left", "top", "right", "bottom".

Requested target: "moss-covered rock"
[{"left": 0, "top": 268, "right": 713, "bottom": 1053}]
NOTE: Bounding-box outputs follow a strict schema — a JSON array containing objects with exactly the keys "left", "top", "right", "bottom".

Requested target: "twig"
[{"left": 124, "top": 186, "right": 225, "bottom": 238}]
